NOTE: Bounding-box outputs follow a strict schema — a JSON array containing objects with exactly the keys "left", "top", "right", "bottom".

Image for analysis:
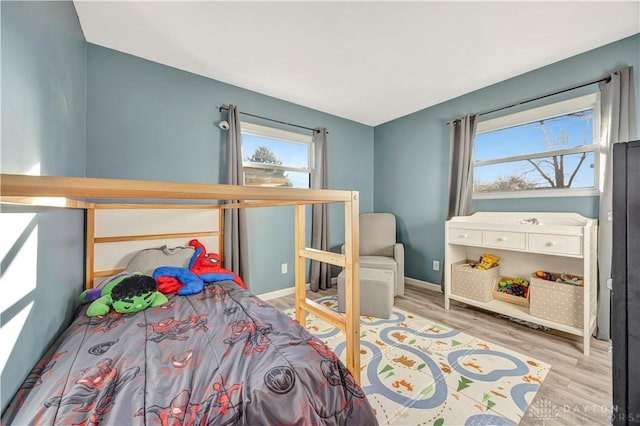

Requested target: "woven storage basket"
[
  {"left": 493, "top": 276, "right": 530, "bottom": 307},
  {"left": 451, "top": 259, "right": 499, "bottom": 303},
  {"left": 530, "top": 273, "right": 584, "bottom": 327}
]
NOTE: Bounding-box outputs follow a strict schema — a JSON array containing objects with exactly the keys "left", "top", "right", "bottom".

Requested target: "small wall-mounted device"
[{"left": 219, "top": 120, "right": 230, "bottom": 130}]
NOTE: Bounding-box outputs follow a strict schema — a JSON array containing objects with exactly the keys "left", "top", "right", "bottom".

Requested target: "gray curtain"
[
  {"left": 310, "top": 128, "right": 330, "bottom": 291},
  {"left": 447, "top": 114, "right": 478, "bottom": 220},
  {"left": 596, "top": 66, "right": 637, "bottom": 340},
  {"left": 224, "top": 105, "right": 250, "bottom": 286}
]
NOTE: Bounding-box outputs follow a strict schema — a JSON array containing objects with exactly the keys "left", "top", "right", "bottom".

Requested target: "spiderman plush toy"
[{"left": 153, "top": 240, "right": 247, "bottom": 295}]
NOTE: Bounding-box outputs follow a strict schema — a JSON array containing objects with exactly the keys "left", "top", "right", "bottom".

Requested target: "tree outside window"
[{"left": 244, "top": 146, "right": 293, "bottom": 187}]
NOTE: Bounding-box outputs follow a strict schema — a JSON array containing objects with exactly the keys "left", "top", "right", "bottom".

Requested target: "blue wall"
[
  {"left": 1, "top": 1, "right": 86, "bottom": 412},
  {"left": 374, "top": 34, "right": 640, "bottom": 285},
  {"left": 85, "top": 44, "right": 374, "bottom": 294}
]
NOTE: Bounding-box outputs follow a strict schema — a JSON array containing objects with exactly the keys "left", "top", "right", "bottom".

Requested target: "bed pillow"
[{"left": 126, "top": 245, "right": 195, "bottom": 276}]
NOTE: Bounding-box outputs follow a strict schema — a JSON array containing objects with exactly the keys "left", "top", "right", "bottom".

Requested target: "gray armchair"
[{"left": 342, "top": 213, "right": 405, "bottom": 296}]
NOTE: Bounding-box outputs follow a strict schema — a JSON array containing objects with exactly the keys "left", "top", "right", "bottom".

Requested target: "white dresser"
[{"left": 444, "top": 212, "right": 598, "bottom": 354}]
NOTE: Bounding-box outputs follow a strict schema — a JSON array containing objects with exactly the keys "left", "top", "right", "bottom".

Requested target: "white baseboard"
[
  {"left": 405, "top": 277, "right": 442, "bottom": 293},
  {"left": 330, "top": 275, "right": 441, "bottom": 293},
  {"left": 257, "top": 283, "right": 311, "bottom": 300},
  {"left": 257, "top": 277, "right": 440, "bottom": 299}
]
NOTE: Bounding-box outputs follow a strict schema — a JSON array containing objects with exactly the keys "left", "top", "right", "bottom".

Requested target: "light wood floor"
[{"left": 270, "top": 283, "right": 612, "bottom": 425}]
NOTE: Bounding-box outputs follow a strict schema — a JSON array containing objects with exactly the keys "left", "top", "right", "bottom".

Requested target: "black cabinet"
[{"left": 612, "top": 139, "right": 640, "bottom": 425}]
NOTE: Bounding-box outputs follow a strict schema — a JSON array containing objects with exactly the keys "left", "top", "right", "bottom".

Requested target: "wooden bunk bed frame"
[
  {"left": 87, "top": 203, "right": 224, "bottom": 288},
  {"left": 0, "top": 173, "right": 362, "bottom": 382}
]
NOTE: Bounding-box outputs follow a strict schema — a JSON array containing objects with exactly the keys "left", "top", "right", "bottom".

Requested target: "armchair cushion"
[
  {"left": 360, "top": 256, "right": 397, "bottom": 267},
  {"left": 361, "top": 256, "right": 403, "bottom": 297},
  {"left": 360, "top": 213, "right": 396, "bottom": 257}
]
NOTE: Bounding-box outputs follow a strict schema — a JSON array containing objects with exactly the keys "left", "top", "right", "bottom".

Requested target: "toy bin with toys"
[
  {"left": 493, "top": 276, "right": 530, "bottom": 307},
  {"left": 529, "top": 271, "right": 584, "bottom": 327},
  {"left": 450, "top": 255, "right": 500, "bottom": 303}
]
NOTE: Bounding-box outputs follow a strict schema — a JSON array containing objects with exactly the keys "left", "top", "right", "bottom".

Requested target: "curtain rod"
[
  {"left": 219, "top": 106, "right": 326, "bottom": 134},
  {"left": 448, "top": 75, "right": 611, "bottom": 125}
]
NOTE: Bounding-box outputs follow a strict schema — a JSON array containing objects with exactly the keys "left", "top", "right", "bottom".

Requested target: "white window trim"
[
  {"left": 473, "top": 92, "right": 601, "bottom": 200},
  {"left": 474, "top": 144, "right": 595, "bottom": 168},
  {"left": 473, "top": 187, "right": 600, "bottom": 200},
  {"left": 241, "top": 122, "right": 313, "bottom": 145},
  {"left": 476, "top": 93, "right": 600, "bottom": 134},
  {"left": 241, "top": 121, "right": 314, "bottom": 186},
  {"left": 243, "top": 162, "right": 310, "bottom": 174}
]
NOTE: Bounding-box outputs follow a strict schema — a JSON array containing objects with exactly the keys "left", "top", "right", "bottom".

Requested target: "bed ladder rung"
[
  {"left": 301, "top": 298, "right": 347, "bottom": 332},
  {"left": 298, "top": 248, "right": 345, "bottom": 267}
]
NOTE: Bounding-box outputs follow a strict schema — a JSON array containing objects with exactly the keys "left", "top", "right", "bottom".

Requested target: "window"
[
  {"left": 473, "top": 93, "right": 600, "bottom": 199},
  {"left": 241, "top": 122, "right": 313, "bottom": 189}
]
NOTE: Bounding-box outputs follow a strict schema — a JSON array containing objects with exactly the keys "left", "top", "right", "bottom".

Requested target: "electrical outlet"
[
  {"left": 432, "top": 260, "right": 440, "bottom": 271},
  {"left": 281, "top": 263, "right": 288, "bottom": 274}
]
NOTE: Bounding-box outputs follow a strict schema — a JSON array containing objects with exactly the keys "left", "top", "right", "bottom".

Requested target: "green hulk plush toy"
[{"left": 80, "top": 273, "right": 168, "bottom": 317}]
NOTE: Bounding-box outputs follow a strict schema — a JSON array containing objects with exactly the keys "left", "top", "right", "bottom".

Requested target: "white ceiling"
[{"left": 74, "top": 1, "right": 640, "bottom": 126}]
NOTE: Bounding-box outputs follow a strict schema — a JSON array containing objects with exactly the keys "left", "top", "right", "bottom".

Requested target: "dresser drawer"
[
  {"left": 529, "top": 233, "right": 582, "bottom": 256},
  {"left": 484, "top": 230, "right": 526, "bottom": 250},
  {"left": 448, "top": 228, "right": 482, "bottom": 246}
]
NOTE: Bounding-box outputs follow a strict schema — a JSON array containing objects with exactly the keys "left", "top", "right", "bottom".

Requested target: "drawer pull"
[
  {"left": 498, "top": 237, "right": 507, "bottom": 242},
  {"left": 546, "top": 241, "right": 557, "bottom": 247},
  {"left": 460, "top": 234, "right": 468, "bottom": 238}
]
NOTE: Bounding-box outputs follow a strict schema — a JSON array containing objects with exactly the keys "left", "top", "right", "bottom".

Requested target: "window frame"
[
  {"left": 473, "top": 93, "right": 601, "bottom": 200},
  {"left": 241, "top": 122, "right": 314, "bottom": 188}
]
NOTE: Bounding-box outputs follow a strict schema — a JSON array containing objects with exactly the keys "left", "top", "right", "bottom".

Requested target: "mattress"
[{"left": 2, "top": 281, "right": 376, "bottom": 425}]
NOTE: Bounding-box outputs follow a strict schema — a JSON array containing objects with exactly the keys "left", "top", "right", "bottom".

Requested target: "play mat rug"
[{"left": 284, "top": 297, "right": 550, "bottom": 426}]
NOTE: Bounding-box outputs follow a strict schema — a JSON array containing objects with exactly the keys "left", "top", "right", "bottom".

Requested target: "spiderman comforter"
[{"left": 2, "top": 281, "right": 376, "bottom": 425}]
